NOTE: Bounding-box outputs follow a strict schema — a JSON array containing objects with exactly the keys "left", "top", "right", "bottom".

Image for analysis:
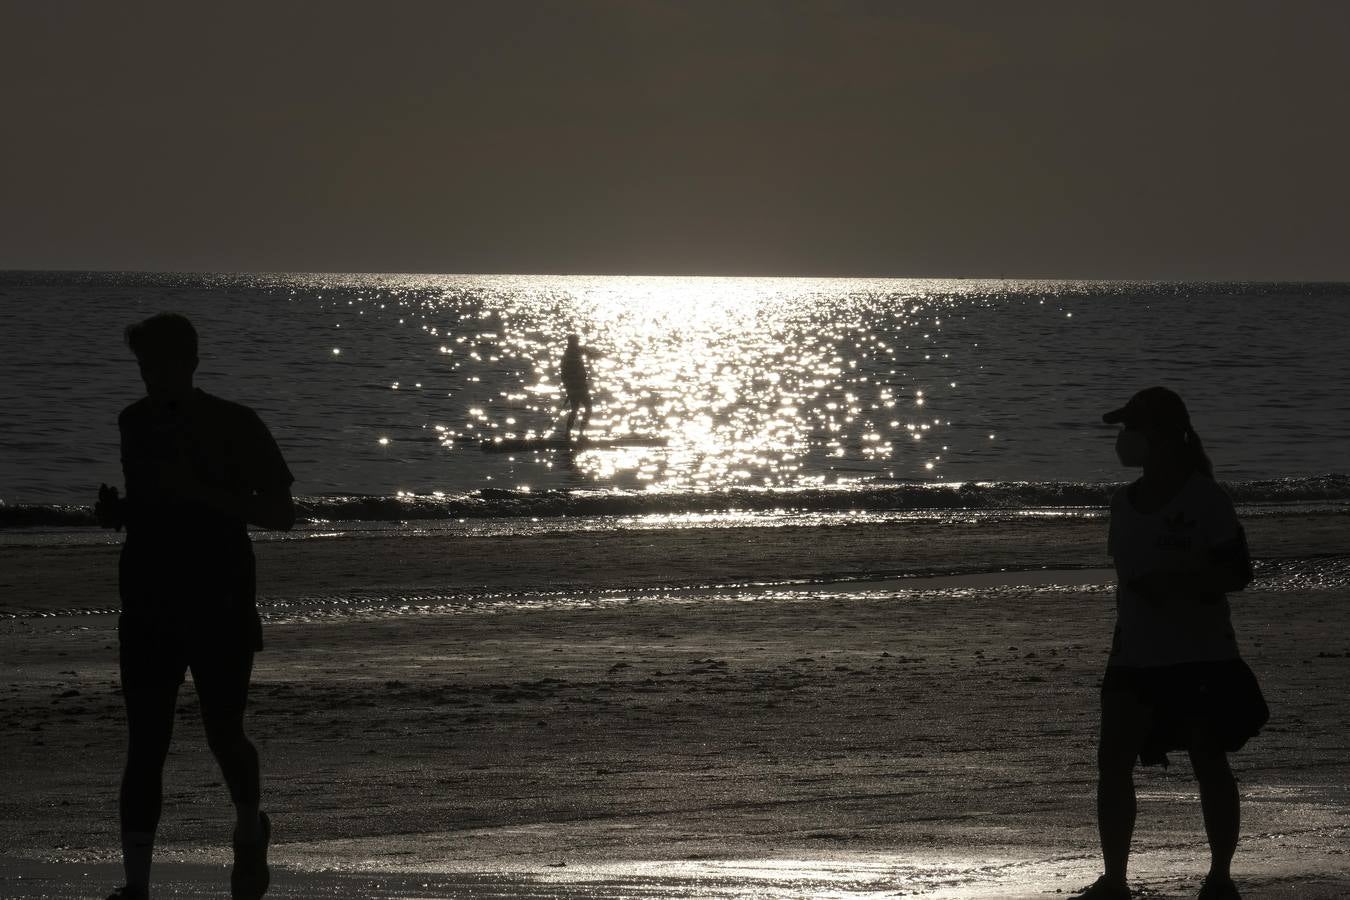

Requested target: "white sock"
[{"left": 121, "top": 830, "right": 155, "bottom": 891}]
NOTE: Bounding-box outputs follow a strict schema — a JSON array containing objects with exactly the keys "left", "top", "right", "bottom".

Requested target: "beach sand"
[{"left": 2, "top": 515, "right": 1348, "bottom": 898}]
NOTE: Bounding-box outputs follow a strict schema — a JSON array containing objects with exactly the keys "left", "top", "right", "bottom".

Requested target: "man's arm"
[
  {"left": 175, "top": 478, "right": 295, "bottom": 531},
  {"left": 245, "top": 486, "right": 296, "bottom": 531},
  {"left": 234, "top": 406, "right": 296, "bottom": 530}
]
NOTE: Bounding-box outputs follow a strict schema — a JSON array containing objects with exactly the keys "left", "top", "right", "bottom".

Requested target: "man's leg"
[
  {"left": 1188, "top": 735, "right": 1239, "bottom": 884},
  {"left": 195, "top": 651, "right": 262, "bottom": 843},
  {"left": 195, "top": 649, "right": 270, "bottom": 899},
  {"left": 565, "top": 398, "right": 579, "bottom": 438},
  {"left": 119, "top": 684, "right": 179, "bottom": 895},
  {"left": 579, "top": 397, "right": 592, "bottom": 433}
]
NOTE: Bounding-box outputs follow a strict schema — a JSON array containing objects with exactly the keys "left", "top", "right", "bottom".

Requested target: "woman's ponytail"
[{"left": 1183, "top": 425, "right": 1214, "bottom": 479}]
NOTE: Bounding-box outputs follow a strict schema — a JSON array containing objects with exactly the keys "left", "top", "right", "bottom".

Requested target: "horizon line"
[{"left": 3, "top": 267, "right": 1349, "bottom": 284}]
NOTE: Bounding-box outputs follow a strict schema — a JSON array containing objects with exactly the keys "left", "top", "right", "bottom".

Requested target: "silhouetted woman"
[{"left": 1080, "top": 387, "right": 1266, "bottom": 900}]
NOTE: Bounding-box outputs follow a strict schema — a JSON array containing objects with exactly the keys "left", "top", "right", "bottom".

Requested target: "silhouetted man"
[
  {"left": 95, "top": 313, "right": 294, "bottom": 900},
  {"left": 561, "top": 333, "right": 597, "bottom": 440}
]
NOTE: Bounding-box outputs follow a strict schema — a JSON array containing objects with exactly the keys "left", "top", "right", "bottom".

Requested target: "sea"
[{"left": 2, "top": 272, "right": 1349, "bottom": 534}]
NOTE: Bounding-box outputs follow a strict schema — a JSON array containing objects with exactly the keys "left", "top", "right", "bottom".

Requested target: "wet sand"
[{"left": 2, "top": 515, "right": 1348, "bottom": 898}]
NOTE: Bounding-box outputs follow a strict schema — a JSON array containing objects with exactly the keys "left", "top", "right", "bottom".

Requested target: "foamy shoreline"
[{"left": 4, "top": 510, "right": 1349, "bottom": 615}]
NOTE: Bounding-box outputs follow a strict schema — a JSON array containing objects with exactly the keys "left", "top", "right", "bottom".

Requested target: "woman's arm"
[
  {"left": 1128, "top": 526, "right": 1253, "bottom": 602},
  {"left": 1128, "top": 564, "right": 1248, "bottom": 601}
]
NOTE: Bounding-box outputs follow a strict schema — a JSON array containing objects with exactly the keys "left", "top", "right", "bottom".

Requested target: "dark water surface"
[{"left": 3, "top": 272, "right": 1348, "bottom": 517}]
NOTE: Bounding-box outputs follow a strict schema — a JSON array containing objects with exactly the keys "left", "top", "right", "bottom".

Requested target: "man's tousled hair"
[{"left": 125, "top": 312, "right": 198, "bottom": 361}]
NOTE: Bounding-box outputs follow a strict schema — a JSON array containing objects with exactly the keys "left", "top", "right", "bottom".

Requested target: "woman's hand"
[
  {"left": 1126, "top": 571, "right": 1180, "bottom": 604},
  {"left": 1127, "top": 565, "right": 1241, "bottom": 605}
]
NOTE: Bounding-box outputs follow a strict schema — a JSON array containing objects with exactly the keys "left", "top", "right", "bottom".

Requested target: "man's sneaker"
[
  {"left": 105, "top": 887, "right": 148, "bottom": 900},
  {"left": 1075, "top": 875, "right": 1132, "bottom": 899},
  {"left": 1197, "top": 875, "right": 1241, "bottom": 899},
  {"left": 231, "top": 811, "right": 271, "bottom": 900}
]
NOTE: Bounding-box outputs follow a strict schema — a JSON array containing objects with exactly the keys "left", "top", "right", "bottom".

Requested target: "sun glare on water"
[
  {"left": 304, "top": 273, "right": 1067, "bottom": 495},
  {"left": 473, "top": 275, "right": 962, "bottom": 491}
]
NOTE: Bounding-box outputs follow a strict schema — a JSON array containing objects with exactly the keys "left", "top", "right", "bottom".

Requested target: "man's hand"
[{"left": 95, "top": 483, "right": 125, "bottom": 530}]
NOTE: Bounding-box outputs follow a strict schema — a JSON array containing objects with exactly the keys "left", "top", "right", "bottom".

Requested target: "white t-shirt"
[{"left": 1107, "top": 473, "right": 1244, "bottom": 668}]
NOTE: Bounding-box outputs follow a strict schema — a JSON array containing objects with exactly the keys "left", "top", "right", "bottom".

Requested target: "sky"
[{"left": 2, "top": 1, "right": 1347, "bottom": 279}]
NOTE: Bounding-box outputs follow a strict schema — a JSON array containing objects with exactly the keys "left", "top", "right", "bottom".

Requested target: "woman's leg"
[
  {"left": 1188, "top": 735, "right": 1239, "bottom": 882},
  {"left": 1097, "top": 688, "right": 1152, "bottom": 885}
]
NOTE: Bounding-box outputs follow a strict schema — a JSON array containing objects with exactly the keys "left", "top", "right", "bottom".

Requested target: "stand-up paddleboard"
[{"left": 480, "top": 435, "right": 667, "bottom": 453}]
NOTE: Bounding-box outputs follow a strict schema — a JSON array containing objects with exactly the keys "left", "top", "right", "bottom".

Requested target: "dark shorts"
[
  {"left": 1102, "top": 658, "right": 1269, "bottom": 766},
  {"left": 118, "top": 611, "right": 259, "bottom": 695},
  {"left": 564, "top": 384, "right": 590, "bottom": 406}
]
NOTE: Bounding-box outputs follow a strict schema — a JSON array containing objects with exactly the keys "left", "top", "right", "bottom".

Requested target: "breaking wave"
[{"left": 4, "top": 474, "right": 1347, "bottom": 529}]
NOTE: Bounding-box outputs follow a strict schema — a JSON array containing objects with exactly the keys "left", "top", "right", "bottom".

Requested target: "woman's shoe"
[
  {"left": 1196, "top": 875, "right": 1241, "bottom": 899},
  {"left": 105, "top": 887, "right": 148, "bottom": 900},
  {"left": 1075, "top": 875, "right": 1132, "bottom": 899}
]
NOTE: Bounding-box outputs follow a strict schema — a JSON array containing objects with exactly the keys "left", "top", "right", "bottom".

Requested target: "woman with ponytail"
[{"left": 1077, "top": 387, "right": 1266, "bottom": 900}]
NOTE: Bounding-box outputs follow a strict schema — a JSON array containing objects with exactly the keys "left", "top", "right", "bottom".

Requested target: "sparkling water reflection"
[
  {"left": 3, "top": 273, "right": 1350, "bottom": 504},
  {"left": 314, "top": 275, "right": 1067, "bottom": 494}
]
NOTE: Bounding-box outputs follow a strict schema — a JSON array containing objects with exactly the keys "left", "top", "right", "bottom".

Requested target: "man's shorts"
[{"left": 118, "top": 611, "right": 258, "bottom": 695}]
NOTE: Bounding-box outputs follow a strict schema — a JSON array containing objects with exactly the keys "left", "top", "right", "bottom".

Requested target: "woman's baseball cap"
[{"left": 1102, "top": 386, "right": 1191, "bottom": 430}]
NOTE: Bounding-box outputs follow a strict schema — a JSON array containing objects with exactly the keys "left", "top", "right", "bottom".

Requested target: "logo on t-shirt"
[{"left": 1156, "top": 509, "right": 1197, "bottom": 549}]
